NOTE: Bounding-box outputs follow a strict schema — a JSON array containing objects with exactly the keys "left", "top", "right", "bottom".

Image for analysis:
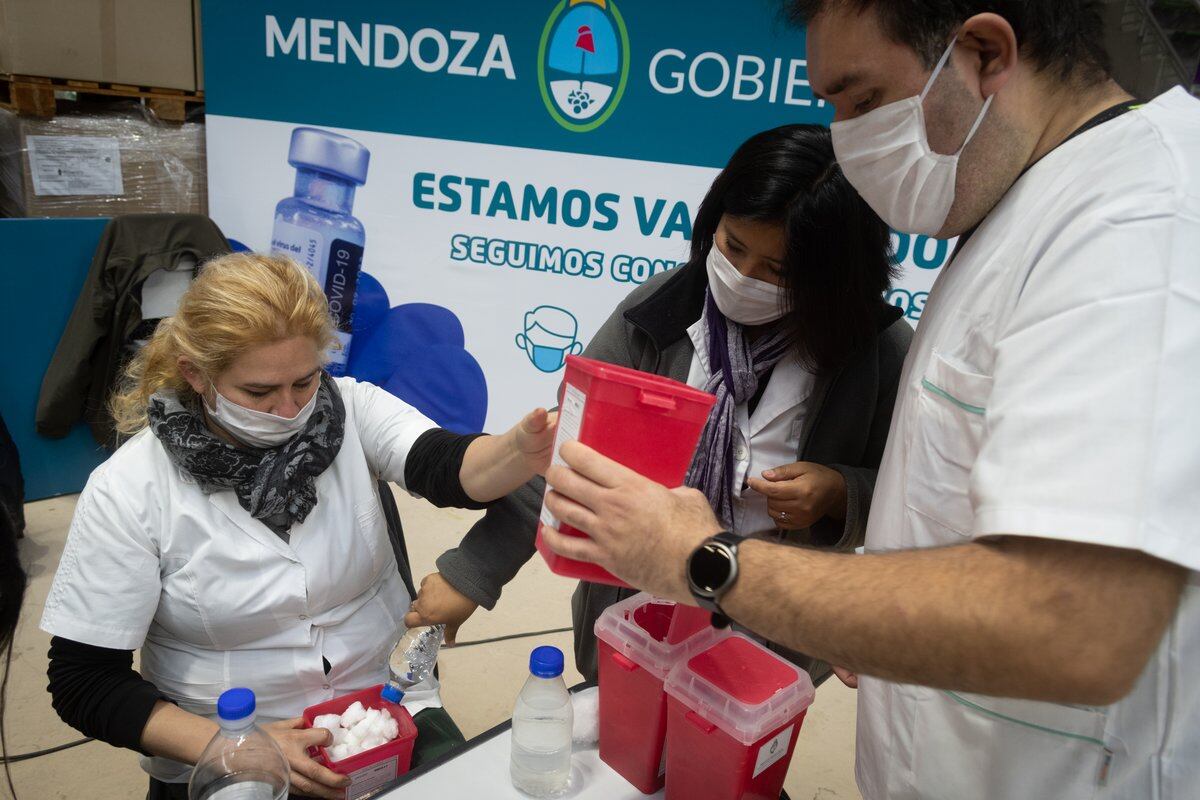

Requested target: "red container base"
[
  {"left": 596, "top": 600, "right": 679, "bottom": 793},
  {"left": 664, "top": 696, "right": 806, "bottom": 800},
  {"left": 302, "top": 685, "right": 418, "bottom": 800}
]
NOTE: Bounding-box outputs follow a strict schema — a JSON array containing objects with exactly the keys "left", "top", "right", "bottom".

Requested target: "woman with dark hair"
[{"left": 409, "top": 124, "right": 913, "bottom": 684}]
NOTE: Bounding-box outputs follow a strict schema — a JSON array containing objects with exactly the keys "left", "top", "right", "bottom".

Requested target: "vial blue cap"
[
  {"left": 529, "top": 646, "right": 565, "bottom": 678},
  {"left": 381, "top": 684, "right": 405, "bottom": 704},
  {"left": 287, "top": 127, "right": 370, "bottom": 185},
  {"left": 217, "top": 688, "right": 256, "bottom": 722}
]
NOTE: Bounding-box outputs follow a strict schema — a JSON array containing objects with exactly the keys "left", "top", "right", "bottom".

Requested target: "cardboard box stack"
[{"left": 0, "top": 101, "right": 207, "bottom": 218}]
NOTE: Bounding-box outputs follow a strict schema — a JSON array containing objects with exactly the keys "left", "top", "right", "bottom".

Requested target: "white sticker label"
[
  {"left": 270, "top": 220, "right": 326, "bottom": 280},
  {"left": 346, "top": 755, "right": 398, "bottom": 800},
  {"left": 540, "top": 382, "right": 587, "bottom": 529},
  {"left": 27, "top": 135, "right": 123, "bottom": 196},
  {"left": 753, "top": 725, "right": 794, "bottom": 779}
]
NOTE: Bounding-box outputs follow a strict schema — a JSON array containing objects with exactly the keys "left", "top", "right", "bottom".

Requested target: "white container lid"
[
  {"left": 594, "top": 593, "right": 718, "bottom": 680},
  {"left": 665, "top": 632, "right": 815, "bottom": 746}
]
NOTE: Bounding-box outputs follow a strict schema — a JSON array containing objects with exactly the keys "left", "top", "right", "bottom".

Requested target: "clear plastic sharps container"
[
  {"left": 510, "top": 646, "right": 573, "bottom": 797},
  {"left": 188, "top": 688, "right": 290, "bottom": 800}
]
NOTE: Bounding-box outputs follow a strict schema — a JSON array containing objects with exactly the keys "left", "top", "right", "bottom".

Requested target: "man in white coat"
[{"left": 538, "top": 3, "right": 1200, "bottom": 798}]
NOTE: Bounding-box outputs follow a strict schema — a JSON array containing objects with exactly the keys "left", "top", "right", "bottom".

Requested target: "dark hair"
[
  {"left": 690, "top": 124, "right": 896, "bottom": 374},
  {"left": 0, "top": 507, "right": 25, "bottom": 798},
  {"left": 789, "top": 1, "right": 1111, "bottom": 85}
]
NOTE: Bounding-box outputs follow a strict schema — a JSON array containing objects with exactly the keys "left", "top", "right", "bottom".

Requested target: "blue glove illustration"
[{"left": 347, "top": 273, "right": 488, "bottom": 433}]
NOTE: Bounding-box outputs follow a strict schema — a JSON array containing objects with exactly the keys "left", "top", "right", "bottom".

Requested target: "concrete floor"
[{"left": 5, "top": 491, "right": 861, "bottom": 800}]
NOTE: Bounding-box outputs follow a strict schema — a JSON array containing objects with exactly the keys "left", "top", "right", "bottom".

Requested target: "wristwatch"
[{"left": 686, "top": 531, "right": 747, "bottom": 629}]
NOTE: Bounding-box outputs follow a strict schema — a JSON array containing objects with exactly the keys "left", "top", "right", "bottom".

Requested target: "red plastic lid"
[
  {"left": 665, "top": 633, "right": 815, "bottom": 745},
  {"left": 565, "top": 355, "right": 716, "bottom": 407},
  {"left": 687, "top": 637, "right": 798, "bottom": 704}
]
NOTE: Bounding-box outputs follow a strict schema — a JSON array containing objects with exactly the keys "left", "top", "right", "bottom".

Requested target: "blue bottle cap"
[
  {"left": 217, "top": 688, "right": 256, "bottom": 722},
  {"left": 288, "top": 127, "right": 370, "bottom": 185},
  {"left": 529, "top": 646, "right": 565, "bottom": 679},
  {"left": 381, "top": 684, "right": 405, "bottom": 704}
]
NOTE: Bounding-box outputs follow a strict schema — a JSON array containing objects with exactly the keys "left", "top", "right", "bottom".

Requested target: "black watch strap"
[{"left": 687, "top": 531, "right": 746, "bottom": 627}]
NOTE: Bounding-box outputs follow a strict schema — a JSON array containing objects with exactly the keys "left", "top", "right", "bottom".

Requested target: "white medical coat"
[
  {"left": 856, "top": 87, "right": 1200, "bottom": 800},
  {"left": 40, "top": 377, "right": 440, "bottom": 781}
]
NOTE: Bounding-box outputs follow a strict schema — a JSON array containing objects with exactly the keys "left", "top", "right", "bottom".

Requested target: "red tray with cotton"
[
  {"left": 537, "top": 355, "right": 716, "bottom": 588},
  {"left": 302, "top": 685, "right": 417, "bottom": 800}
]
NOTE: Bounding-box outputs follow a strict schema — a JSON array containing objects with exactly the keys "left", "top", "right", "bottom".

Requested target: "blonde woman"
[{"left": 40, "top": 254, "right": 555, "bottom": 799}]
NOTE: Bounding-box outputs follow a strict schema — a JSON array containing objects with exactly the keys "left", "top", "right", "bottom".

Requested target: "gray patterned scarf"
[
  {"left": 147, "top": 373, "right": 345, "bottom": 540},
  {"left": 685, "top": 293, "right": 793, "bottom": 529}
]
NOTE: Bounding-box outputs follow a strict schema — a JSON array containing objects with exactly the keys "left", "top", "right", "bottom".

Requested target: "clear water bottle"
[
  {"left": 387, "top": 624, "right": 445, "bottom": 692},
  {"left": 188, "top": 688, "right": 290, "bottom": 800},
  {"left": 510, "top": 646, "right": 573, "bottom": 797},
  {"left": 270, "top": 127, "right": 370, "bottom": 376}
]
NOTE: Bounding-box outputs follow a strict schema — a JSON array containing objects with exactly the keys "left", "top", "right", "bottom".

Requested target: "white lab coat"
[
  {"left": 41, "top": 377, "right": 442, "bottom": 782},
  {"left": 856, "top": 88, "right": 1200, "bottom": 800},
  {"left": 685, "top": 319, "right": 816, "bottom": 534}
]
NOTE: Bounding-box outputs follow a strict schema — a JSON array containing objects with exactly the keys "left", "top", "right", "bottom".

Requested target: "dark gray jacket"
[
  {"left": 37, "top": 214, "right": 230, "bottom": 447},
  {"left": 437, "top": 261, "right": 912, "bottom": 682}
]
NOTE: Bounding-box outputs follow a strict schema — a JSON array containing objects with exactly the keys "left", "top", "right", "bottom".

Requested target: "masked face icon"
[{"left": 515, "top": 306, "right": 584, "bottom": 373}]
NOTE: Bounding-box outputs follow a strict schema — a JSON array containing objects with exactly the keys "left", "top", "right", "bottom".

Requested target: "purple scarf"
[{"left": 685, "top": 293, "right": 793, "bottom": 530}]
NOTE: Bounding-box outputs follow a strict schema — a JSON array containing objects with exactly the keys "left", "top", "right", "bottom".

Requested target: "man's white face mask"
[
  {"left": 204, "top": 384, "right": 318, "bottom": 448},
  {"left": 830, "top": 37, "right": 994, "bottom": 236}
]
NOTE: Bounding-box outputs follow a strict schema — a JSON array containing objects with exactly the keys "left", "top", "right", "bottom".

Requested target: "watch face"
[{"left": 690, "top": 543, "right": 734, "bottom": 595}]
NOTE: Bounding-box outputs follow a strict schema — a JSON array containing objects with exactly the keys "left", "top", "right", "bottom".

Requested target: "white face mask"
[
  {"left": 204, "top": 384, "right": 318, "bottom": 448},
  {"left": 830, "top": 38, "right": 994, "bottom": 236},
  {"left": 705, "top": 240, "right": 788, "bottom": 326}
]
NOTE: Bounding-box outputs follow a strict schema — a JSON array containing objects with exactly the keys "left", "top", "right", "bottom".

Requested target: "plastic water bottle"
[
  {"left": 188, "top": 688, "right": 289, "bottom": 800},
  {"left": 510, "top": 646, "right": 573, "bottom": 797},
  {"left": 387, "top": 624, "right": 445, "bottom": 693},
  {"left": 271, "top": 127, "right": 370, "bottom": 375}
]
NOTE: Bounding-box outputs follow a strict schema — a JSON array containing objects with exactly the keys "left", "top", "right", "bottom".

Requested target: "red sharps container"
[
  {"left": 664, "top": 633, "right": 815, "bottom": 800},
  {"left": 537, "top": 355, "right": 716, "bottom": 588},
  {"left": 594, "top": 593, "right": 718, "bottom": 793}
]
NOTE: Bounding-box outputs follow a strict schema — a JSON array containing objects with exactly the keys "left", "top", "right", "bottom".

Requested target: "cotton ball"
[
  {"left": 571, "top": 686, "right": 600, "bottom": 745},
  {"left": 332, "top": 727, "right": 348, "bottom": 746},
  {"left": 342, "top": 729, "right": 362, "bottom": 754},
  {"left": 327, "top": 743, "right": 349, "bottom": 762},
  {"left": 350, "top": 717, "right": 374, "bottom": 741},
  {"left": 360, "top": 736, "right": 386, "bottom": 752},
  {"left": 314, "top": 714, "right": 342, "bottom": 736},
  {"left": 382, "top": 716, "right": 400, "bottom": 741},
  {"left": 340, "top": 701, "right": 367, "bottom": 728},
  {"left": 367, "top": 714, "right": 389, "bottom": 740}
]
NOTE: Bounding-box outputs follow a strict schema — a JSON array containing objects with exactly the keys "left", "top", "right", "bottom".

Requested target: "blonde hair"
[{"left": 111, "top": 252, "right": 336, "bottom": 435}]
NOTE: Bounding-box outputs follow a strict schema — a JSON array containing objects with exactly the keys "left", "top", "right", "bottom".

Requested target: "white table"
[{"left": 379, "top": 726, "right": 663, "bottom": 799}]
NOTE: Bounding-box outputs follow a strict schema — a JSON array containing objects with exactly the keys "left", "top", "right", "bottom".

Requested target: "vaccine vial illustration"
[{"left": 271, "top": 127, "right": 370, "bottom": 375}]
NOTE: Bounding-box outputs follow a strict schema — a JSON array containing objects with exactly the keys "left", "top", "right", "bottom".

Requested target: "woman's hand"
[
  {"left": 261, "top": 718, "right": 351, "bottom": 799},
  {"left": 404, "top": 572, "right": 479, "bottom": 645},
  {"left": 746, "top": 462, "right": 847, "bottom": 530},
  {"left": 460, "top": 409, "right": 559, "bottom": 503},
  {"left": 514, "top": 408, "right": 558, "bottom": 476}
]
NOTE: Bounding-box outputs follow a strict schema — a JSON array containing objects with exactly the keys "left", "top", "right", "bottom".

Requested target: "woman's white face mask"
[
  {"left": 204, "top": 385, "right": 317, "bottom": 448},
  {"left": 706, "top": 241, "right": 789, "bottom": 326}
]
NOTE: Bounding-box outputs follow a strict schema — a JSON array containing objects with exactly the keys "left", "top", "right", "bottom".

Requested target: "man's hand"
[
  {"left": 746, "top": 462, "right": 847, "bottom": 529},
  {"left": 405, "top": 572, "right": 479, "bottom": 645},
  {"left": 832, "top": 666, "right": 859, "bottom": 689},
  {"left": 541, "top": 441, "right": 722, "bottom": 601},
  {"left": 514, "top": 408, "right": 558, "bottom": 476},
  {"left": 261, "top": 718, "right": 352, "bottom": 799}
]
